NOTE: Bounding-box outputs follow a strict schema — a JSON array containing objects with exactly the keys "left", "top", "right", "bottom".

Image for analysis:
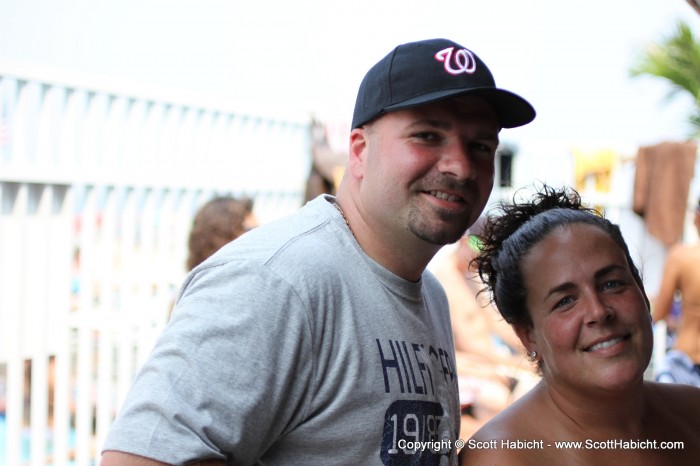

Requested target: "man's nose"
[{"left": 437, "top": 142, "right": 476, "bottom": 180}]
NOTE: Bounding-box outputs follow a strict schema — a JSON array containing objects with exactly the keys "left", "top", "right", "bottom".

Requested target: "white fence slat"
[
  {"left": 49, "top": 184, "right": 74, "bottom": 466},
  {"left": 74, "top": 185, "right": 99, "bottom": 466},
  {"left": 1, "top": 183, "right": 26, "bottom": 466},
  {"left": 27, "top": 184, "right": 51, "bottom": 466},
  {"left": 93, "top": 186, "right": 117, "bottom": 457},
  {"left": 74, "top": 320, "right": 93, "bottom": 466}
]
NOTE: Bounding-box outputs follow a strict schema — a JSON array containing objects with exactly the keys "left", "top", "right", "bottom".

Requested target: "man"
[
  {"left": 654, "top": 198, "right": 700, "bottom": 387},
  {"left": 101, "top": 38, "right": 535, "bottom": 465}
]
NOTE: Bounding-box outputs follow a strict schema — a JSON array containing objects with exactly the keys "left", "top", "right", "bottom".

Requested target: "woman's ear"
[{"left": 513, "top": 324, "right": 536, "bottom": 354}]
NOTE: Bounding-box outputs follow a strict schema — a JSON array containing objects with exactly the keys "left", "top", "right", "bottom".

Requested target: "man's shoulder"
[
  {"left": 422, "top": 268, "right": 444, "bottom": 290},
  {"left": 245, "top": 195, "right": 334, "bottom": 239},
  {"left": 188, "top": 196, "right": 355, "bottom": 290},
  {"left": 213, "top": 196, "right": 341, "bottom": 262}
]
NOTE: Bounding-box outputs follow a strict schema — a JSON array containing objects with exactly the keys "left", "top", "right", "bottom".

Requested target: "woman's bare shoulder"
[
  {"left": 644, "top": 382, "right": 700, "bottom": 458},
  {"left": 648, "top": 380, "right": 700, "bottom": 399},
  {"left": 647, "top": 381, "right": 700, "bottom": 413},
  {"left": 459, "top": 391, "right": 546, "bottom": 465}
]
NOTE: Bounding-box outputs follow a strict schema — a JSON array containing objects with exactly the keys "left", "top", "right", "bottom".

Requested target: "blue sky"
[{"left": 1, "top": 0, "right": 699, "bottom": 148}]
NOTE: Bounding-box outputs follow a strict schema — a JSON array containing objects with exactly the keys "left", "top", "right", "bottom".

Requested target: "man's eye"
[
  {"left": 413, "top": 132, "right": 440, "bottom": 142},
  {"left": 469, "top": 142, "right": 496, "bottom": 158}
]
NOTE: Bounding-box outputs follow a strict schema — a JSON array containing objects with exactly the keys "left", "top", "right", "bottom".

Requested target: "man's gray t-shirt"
[{"left": 103, "top": 195, "right": 460, "bottom": 465}]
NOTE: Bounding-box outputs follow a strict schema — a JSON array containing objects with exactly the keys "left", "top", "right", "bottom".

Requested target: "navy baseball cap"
[{"left": 351, "top": 38, "right": 536, "bottom": 129}]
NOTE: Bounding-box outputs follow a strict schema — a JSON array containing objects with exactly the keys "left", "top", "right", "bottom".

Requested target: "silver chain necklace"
[{"left": 333, "top": 201, "right": 354, "bottom": 238}]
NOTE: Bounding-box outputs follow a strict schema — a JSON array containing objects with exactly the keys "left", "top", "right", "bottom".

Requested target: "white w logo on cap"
[{"left": 434, "top": 47, "right": 477, "bottom": 75}]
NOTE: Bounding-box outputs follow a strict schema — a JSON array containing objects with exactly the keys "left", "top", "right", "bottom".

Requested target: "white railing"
[{"left": 0, "top": 64, "right": 311, "bottom": 466}]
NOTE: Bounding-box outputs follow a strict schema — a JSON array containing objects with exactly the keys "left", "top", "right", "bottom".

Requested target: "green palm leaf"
[{"left": 630, "top": 20, "right": 700, "bottom": 136}]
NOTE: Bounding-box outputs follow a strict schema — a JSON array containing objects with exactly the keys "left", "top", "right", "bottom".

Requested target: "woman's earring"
[{"left": 529, "top": 351, "right": 537, "bottom": 359}]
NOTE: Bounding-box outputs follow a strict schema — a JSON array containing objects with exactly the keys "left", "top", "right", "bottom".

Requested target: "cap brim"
[{"left": 384, "top": 87, "right": 536, "bottom": 129}]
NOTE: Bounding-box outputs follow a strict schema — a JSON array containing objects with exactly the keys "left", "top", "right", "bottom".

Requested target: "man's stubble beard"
[{"left": 407, "top": 202, "right": 476, "bottom": 246}]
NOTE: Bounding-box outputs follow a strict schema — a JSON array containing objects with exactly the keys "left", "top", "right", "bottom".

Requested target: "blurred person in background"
[
  {"left": 432, "top": 231, "right": 539, "bottom": 439},
  {"left": 304, "top": 117, "right": 346, "bottom": 202},
  {"left": 186, "top": 196, "right": 256, "bottom": 271},
  {"left": 653, "top": 197, "right": 700, "bottom": 387}
]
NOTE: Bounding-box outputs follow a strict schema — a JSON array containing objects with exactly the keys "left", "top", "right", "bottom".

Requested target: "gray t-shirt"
[{"left": 103, "top": 195, "right": 460, "bottom": 465}]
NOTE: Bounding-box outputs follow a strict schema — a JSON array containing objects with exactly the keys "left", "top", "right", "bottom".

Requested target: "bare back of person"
[
  {"left": 460, "top": 381, "right": 700, "bottom": 465},
  {"left": 657, "top": 243, "right": 700, "bottom": 362},
  {"left": 433, "top": 240, "right": 524, "bottom": 367},
  {"left": 671, "top": 244, "right": 700, "bottom": 362}
]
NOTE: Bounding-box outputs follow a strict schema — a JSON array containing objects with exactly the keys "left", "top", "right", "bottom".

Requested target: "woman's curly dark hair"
[{"left": 473, "top": 184, "right": 648, "bottom": 329}]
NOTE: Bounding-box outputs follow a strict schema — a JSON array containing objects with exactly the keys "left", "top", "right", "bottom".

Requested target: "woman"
[{"left": 459, "top": 185, "right": 700, "bottom": 465}]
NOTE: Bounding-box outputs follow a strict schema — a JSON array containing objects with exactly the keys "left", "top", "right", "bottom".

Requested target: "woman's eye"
[
  {"left": 555, "top": 296, "right": 574, "bottom": 309},
  {"left": 601, "top": 280, "right": 622, "bottom": 291}
]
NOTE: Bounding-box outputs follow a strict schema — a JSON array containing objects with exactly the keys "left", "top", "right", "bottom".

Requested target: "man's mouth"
[{"left": 428, "top": 190, "right": 464, "bottom": 203}]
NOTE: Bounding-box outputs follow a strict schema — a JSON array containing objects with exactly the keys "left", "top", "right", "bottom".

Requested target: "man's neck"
[{"left": 334, "top": 193, "right": 440, "bottom": 282}]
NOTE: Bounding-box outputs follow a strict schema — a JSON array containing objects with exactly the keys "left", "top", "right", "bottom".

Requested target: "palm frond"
[{"left": 630, "top": 20, "right": 700, "bottom": 134}]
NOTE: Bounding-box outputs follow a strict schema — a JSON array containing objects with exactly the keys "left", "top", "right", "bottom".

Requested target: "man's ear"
[
  {"left": 348, "top": 127, "right": 368, "bottom": 180},
  {"left": 513, "top": 324, "right": 536, "bottom": 354}
]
